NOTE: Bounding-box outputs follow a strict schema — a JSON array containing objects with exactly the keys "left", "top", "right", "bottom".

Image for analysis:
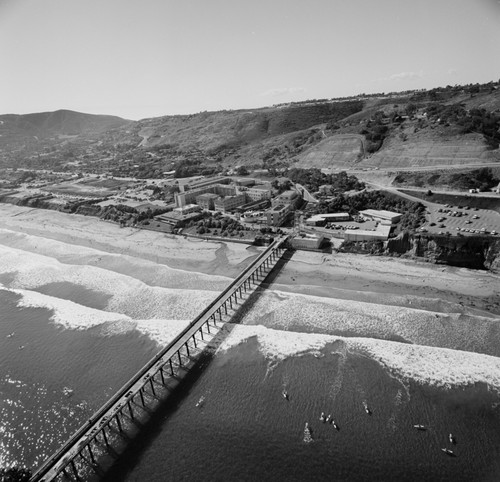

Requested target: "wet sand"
[
  {"left": 0, "top": 204, "right": 258, "bottom": 278},
  {"left": 1, "top": 203, "right": 499, "bottom": 316},
  {"left": 271, "top": 250, "right": 500, "bottom": 316}
]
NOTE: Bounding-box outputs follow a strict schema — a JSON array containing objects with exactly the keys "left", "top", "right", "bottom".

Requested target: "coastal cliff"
[{"left": 387, "top": 231, "right": 500, "bottom": 272}]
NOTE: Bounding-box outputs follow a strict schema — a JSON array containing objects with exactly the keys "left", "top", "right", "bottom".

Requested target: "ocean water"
[
  {"left": 105, "top": 339, "right": 500, "bottom": 482},
  {"left": 0, "top": 288, "right": 159, "bottom": 469},
  {"left": 1, "top": 227, "right": 500, "bottom": 481}
]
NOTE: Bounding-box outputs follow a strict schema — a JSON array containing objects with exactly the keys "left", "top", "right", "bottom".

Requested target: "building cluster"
[
  {"left": 343, "top": 209, "right": 401, "bottom": 241},
  {"left": 150, "top": 174, "right": 404, "bottom": 250},
  {"left": 303, "top": 209, "right": 402, "bottom": 244},
  {"left": 156, "top": 176, "right": 304, "bottom": 228}
]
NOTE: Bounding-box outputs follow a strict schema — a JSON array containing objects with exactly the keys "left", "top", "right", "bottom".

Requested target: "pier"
[{"left": 30, "top": 236, "right": 289, "bottom": 482}]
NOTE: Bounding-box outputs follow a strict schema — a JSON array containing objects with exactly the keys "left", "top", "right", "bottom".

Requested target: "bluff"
[{"left": 387, "top": 231, "right": 500, "bottom": 272}]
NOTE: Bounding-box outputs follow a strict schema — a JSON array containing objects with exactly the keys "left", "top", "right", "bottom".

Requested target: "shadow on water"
[
  {"left": 99, "top": 349, "right": 220, "bottom": 482},
  {"left": 98, "top": 250, "right": 292, "bottom": 481}
]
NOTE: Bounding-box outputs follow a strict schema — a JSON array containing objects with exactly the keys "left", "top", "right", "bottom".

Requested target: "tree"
[
  {"left": 235, "top": 166, "right": 249, "bottom": 176},
  {"left": 405, "top": 103, "right": 417, "bottom": 116}
]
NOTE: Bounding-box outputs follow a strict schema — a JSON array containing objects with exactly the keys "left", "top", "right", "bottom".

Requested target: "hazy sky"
[{"left": 1, "top": 0, "right": 500, "bottom": 120}]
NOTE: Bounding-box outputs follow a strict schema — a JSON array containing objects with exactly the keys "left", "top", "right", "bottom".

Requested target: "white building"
[
  {"left": 291, "top": 233, "right": 325, "bottom": 250},
  {"left": 272, "top": 190, "right": 301, "bottom": 208},
  {"left": 266, "top": 204, "right": 290, "bottom": 226},
  {"left": 244, "top": 185, "right": 273, "bottom": 201},
  {"left": 305, "top": 213, "right": 350, "bottom": 226},
  {"left": 173, "top": 204, "right": 200, "bottom": 215},
  {"left": 359, "top": 209, "right": 402, "bottom": 224},
  {"left": 344, "top": 224, "right": 392, "bottom": 242}
]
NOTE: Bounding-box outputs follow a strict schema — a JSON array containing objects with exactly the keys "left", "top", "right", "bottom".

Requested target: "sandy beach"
[
  {"left": 272, "top": 249, "right": 500, "bottom": 315},
  {"left": 1, "top": 203, "right": 499, "bottom": 313},
  {"left": 2, "top": 202, "right": 500, "bottom": 390},
  {"left": 0, "top": 204, "right": 258, "bottom": 278}
]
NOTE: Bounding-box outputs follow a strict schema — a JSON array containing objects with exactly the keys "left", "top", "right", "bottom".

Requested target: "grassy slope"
[
  {"left": 0, "top": 110, "right": 130, "bottom": 139},
  {"left": 301, "top": 89, "right": 500, "bottom": 170},
  {"left": 2, "top": 86, "right": 500, "bottom": 174}
]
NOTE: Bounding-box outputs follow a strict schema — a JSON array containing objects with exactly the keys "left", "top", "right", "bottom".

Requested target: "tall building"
[
  {"left": 174, "top": 184, "right": 237, "bottom": 208},
  {"left": 214, "top": 194, "right": 247, "bottom": 213},
  {"left": 272, "top": 190, "right": 301, "bottom": 208},
  {"left": 196, "top": 193, "right": 220, "bottom": 210},
  {"left": 244, "top": 185, "right": 272, "bottom": 201}
]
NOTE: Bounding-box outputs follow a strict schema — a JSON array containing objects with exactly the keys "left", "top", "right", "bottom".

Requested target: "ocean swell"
[
  {"left": 0, "top": 245, "right": 220, "bottom": 320},
  {"left": 3, "top": 286, "right": 190, "bottom": 346},
  {"left": 218, "top": 324, "right": 500, "bottom": 391},
  {"left": 239, "top": 289, "right": 500, "bottom": 356}
]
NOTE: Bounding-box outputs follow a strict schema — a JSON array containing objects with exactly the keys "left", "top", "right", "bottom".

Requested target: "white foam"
[
  {"left": 7, "top": 286, "right": 193, "bottom": 349},
  {"left": 0, "top": 245, "right": 219, "bottom": 320},
  {"left": 13, "top": 288, "right": 130, "bottom": 329},
  {"left": 13, "top": 289, "right": 130, "bottom": 329},
  {"left": 218, "top": 324, "right": 500, "bottom": 390},
  {"left": 134, "top": 319, "right": 191, "bottom": 346},
  {"left": 0, "top": 228, "right": 231, "bottom": 291},
  {"left": 238, "top": 289, "right": 500, "bottom": 356},
  {"left": 218, "top": 324, "right": 332, "bottom": 360},
  {"left": 350, "top": 337, "right": 500, "bottom": 390}
]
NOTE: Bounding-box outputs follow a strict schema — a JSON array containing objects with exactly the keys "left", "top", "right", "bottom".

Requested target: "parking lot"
[{"left": 421, "top": 204, "right": 500, "bottom": 236}]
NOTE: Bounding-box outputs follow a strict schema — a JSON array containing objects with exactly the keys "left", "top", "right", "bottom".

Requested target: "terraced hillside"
[
  {"left": 360, "top": 132, "right": 494, "bottom": 169},
  {"left": 1, "top": 81, "right": 499, "bottom": 177},
  {"left": 296, "top": 134, "right": 364, "bottom": 169}
]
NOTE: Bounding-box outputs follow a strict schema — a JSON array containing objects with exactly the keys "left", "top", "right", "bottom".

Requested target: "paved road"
[
  {"left": 365, "top": 181, "right": 500, "bottom": 205},
  {"left": 348, "top": 161, "right": 500, "bottom": 173},
  {"left": 390, "top": 186, "right": 500, "bottom": 199},
  {"left": 364, "top": 181, "right": 440, "bottom": 208}
]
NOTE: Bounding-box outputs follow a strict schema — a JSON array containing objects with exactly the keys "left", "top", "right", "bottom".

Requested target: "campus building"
[
  {"left": 175, "top": 183, "right": 237, "bottom": 208},
  {"left": 266, "top": 204, "right": 291, "bottom": 227},
  {"left": 244, "top": 185, "right": 273, "bottom": 201},
  {"left": 359, "top": 209, "right": 402, "bottom": 224},
  {"left": 305, "top": 213, "right": 351, "bottom": 226},
  {"left": 291, "top": 232, "right": 326, "bottom": 250},
  {"left": 344, "top": 224, "right": 392, "bottom": 242},
  {"left": 214, "top": 193, "right": 247, "bottom": 213},
  {"left": 272, "top": 190, "right": 301, "bottom": 209},
  {"left": 196, "top": 193, "right": 220, "bottom": 210}
]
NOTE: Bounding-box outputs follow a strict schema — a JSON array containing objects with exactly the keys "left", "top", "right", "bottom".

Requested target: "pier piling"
[{"left": 29, "top": 236, "right": 289, "bottom": 482}]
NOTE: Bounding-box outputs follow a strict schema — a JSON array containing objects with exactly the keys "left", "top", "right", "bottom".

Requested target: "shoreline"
[
  {"left": 1, "top": 204, "right": 499, "bottom": 314},
  {"left": 0, "top": 204, "right": 257, "bottom": 278}
]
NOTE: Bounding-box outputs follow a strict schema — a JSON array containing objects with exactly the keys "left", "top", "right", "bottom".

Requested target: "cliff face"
[
  {"left": 0, "top": 192, "right": 63, "bottom": 212},
  {"left": 386, "top": 232, "right": 500, "bottom": 272},
  {"left": 484, "top": 239, "right": 500, "bottom": 272}
]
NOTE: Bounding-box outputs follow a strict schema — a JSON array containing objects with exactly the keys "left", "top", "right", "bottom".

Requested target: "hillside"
[
  {"left": 295, "top": 135, "right": 365, "bottom": 169},
  {"left": 1, "top": 81, "right": 499, "bottom": 178},
  {"left": 0, "top": 109, "right": 130, "bottom": 138},
  {"left": 98, "top": 101, "right": 363, "bottom": 155}
]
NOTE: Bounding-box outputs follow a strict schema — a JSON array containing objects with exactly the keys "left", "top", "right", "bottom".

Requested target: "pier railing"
[{"left": 30, "top": 235, "right": 289, "bottom": 482}]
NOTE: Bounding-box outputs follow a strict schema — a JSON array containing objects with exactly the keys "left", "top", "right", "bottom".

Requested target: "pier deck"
[{"left": 31, "top": 236, "right": 289, "bottom": 482}]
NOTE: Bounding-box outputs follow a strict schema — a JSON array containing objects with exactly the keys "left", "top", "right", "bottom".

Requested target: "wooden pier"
[{"left": 30, "top": 236, "right": 289, "bottom": 482}]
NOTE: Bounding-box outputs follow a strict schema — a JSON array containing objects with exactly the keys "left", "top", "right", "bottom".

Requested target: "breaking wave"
[
  {"left": 218, "top": 324, "right": 500, "bottom": 391},
  {"left": 0, "top": 245, "right": 221, "bottom": 320},
  {"left": 1, "top": 286, "right": 191, "bottom": 349},
  {"left": 238, "top": 289, "right": 500, "bottom": 357}
]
